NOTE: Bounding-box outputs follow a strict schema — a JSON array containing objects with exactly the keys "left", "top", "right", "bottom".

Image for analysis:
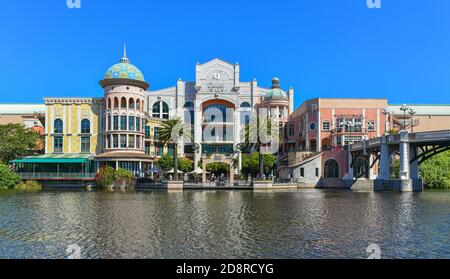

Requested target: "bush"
[
  {"left": 14, "top": 180, "right": 41, "bottom": 191},
  {"left": 0, "top": 163, "right": 21, "bottom": 190},
  {"left": 116, "top": 168, "right": 134, "bottom": 179},
  {"left": 95, "top": 166, "right": 116, "bottom": 188}
]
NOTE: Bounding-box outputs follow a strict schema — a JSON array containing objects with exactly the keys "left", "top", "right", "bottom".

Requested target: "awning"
[{"left": 11, "top": 154, "right": 94, "bottom": 164}]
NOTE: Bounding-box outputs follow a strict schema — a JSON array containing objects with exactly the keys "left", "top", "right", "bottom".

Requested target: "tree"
[
  {"left": 159, "top": 118, "right": 192, "bottom": 180},
  {"left": 0, "top": 163, "right": 21, "bottom": 190},
  {"left": 241, "top": 113, "right": 281, "bottom": 179},
  {"left": 155, "top": 154, "right": 193, "bottom": 173},
  {"left": 242, "top": 152, "right": 277, "bottom": 178},
  {"left": 206, "top": 162, "right": 230, "bottom": 176},
  {"left": 0, "top": 124, "right": 43, "bottom": 164},
  {"left": 420, "top": 151, "right": 450, "bottom": 189}
]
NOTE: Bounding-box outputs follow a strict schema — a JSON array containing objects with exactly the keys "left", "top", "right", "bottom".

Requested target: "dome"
[
  {"left": 265, "top": 77, "right": 288, "bottom": 101},
  {"left": 103, "top": 46, "right": 145, "bottom": 81}
]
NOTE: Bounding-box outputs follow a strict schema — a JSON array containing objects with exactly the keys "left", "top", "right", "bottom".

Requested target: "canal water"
[{"left": 0, "top": 189, "right": 449, "bottom": 259}]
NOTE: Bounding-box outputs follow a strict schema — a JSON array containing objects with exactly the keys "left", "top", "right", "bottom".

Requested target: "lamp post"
[
  {"left": 408, "top": 108, "right": 416, "bottom": 133},
  {"left": 383, "top": 108, "right": 390, "bottom": 135},
  {"left": 400, "top": 104, "right": 409, "bottom": 131}
]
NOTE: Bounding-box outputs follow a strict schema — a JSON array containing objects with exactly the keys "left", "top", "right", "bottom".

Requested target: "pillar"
[
  {"left": 230, "top": 162, "right": 235, "bottom": 185},
  {"left": 410, "top": 146, "right": 420, "bottom": 179},
  {"left": 194, "top": 100, "right": 203, "bottom": 169},
  {"left": 347, "top": 150, "right": 354, "bottom": 179},
  {"left": 379, "top": 136, "right": 391, "bottom": 180},
  {"left": 202, "top": 159, "right": 207, "bottom": 183},
  {"left": 399, "top": 131, "right": 410, "bottom": 180}
]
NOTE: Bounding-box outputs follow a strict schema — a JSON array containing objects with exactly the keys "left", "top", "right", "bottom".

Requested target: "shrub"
[
  {"left": 0, "top": 163, "right": 21, "bottom": 190},
  {"left": 115, "top": 168, "right": 134, "bottom": 179},
  {"left": 95, "top": 166, "right": 116, "bottom": 188},
  {"left": 14, "top": 180, "right": 41, "bottom": 191}
]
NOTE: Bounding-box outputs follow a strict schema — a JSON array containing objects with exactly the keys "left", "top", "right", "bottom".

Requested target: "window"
[
  {"left": 136, "top": 99, "right": 141, "bottom": 111},
  {"left": 129, "top": 116, "right": 135, "bottom": 131},
  {"left": 121, "top": 97, "right": 127, "bottom": 109},
  {"left": 114, "top": 97, "right": 119, "bottom": 109},
  {"left": 154, "top": 127, "right": 160, "bottom": 140},
  {"left": 120, "top": 135, "right": 127, "bottom": 148},
  {"left": 120, "top": 115, "right": 127, "bottom": 130},
  {"left": 315, "top": 168, "right": 319, "bottom": 177},
  {"left": 156, "top": 144, "right": 164, "bottom": 156},
  {"left": 240, "top": 102, "right": 251, "bottom": 108},
  {"left": 128, "top": 135, "right": 135, "bottom": 148},
  {"left": 336, "top": 117, "right": 362, "bottom": 133},
  {"left": 54, "top": 119, "right": 63, "bottom": 134},
  {"left": 152, "top": 101, "right": 169, "bottom": 119},
  {"left": 113, "top": 116, "right": 119, "bottom": 130},
  {"left": 81, "top": 119, "right": 90, "bottom": 134},
  {"left": 136, "top": 136, "right": 141, "bottom": 149},
  {"left": 54, "top": 136, "right": 63, "bottom": 153},
  {"left": 107, "top": 98, "right": 112, "bottom": 109},
  {"left": 107, "top": 115, "right": 111, "bottom": 131},
  {"left": 300, "top": 168, "right": 305, "bottom": 178},
  {"left": 145, "top": 126, "right": 150, "bottom": 138},
  {"left": 145, "top": 144, "right": 150, "bottom": 155},
  {"left": 367, "top": 120, "right": 376, "bottom": 132},
  {"left": 113, "top": 135, "right": 119, "bottom": 148},
  {"left": 136, "top": 117, "right": 140, "bottom": 132},
  {"left": 289, "top": 123, "right": 294, "bottom": 137},
  {"left": 129, "top": 98, "right": 135, "bottom": 110},
  {"left": 81, "top": 137, "right": 90, "bottom": 153},
  {"left": 322, "top": 121, "right": 330, "bottom": 131},
  {"left": 204, "top": 103, "right": 232, "bottom": 123}
]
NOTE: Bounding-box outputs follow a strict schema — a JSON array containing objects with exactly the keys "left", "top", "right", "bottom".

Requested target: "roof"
[
  {"left": 11, "top": 154, "right": 94, "bottom": 164},
  {"left": 0, "top": 104, "right": 45, "bottom": 115},
  {"left": 388, "top": 105, "right": 450, "bottom": 116}
]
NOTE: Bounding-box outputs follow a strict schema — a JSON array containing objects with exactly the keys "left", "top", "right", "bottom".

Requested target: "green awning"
[{"left": 11, "top": 154, "right": 94, "bottom": 164}]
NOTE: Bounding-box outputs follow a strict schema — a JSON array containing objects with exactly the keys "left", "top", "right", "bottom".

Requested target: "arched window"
[
  {"left": 121, "top": 97, "right": 127, "bottom": 109},
  {"left": 107, "top": 98, "right": 112, "bottom": 109},
  {"left": 136, "top": 98, "right": 141, "bottom": 111},
  {"left": 204, "top": 103, "right": 232, "bottom": 123},
  {"left": 129, "top": 98, "right": 135, "bottom": 110},
  {"left": 184, "top": 102, "right": 194, "bottom": 108},
  {"left": 324, "top": 159, "right": 339, "bottom": 178},
  {"left": 81, "top": 119, "right": 91, "bottom": 134},
  {"left": 114, "top": 97, "right": 119, "bottom": 109},
  {"left": 54, "top": 119, "right": 63, "bottom": 134},
  {"left": 240, "top": 102, "right": 251, "bottom": 108},
  {"left": 152, "top": 101, "right": 169, "bottom": 119}
]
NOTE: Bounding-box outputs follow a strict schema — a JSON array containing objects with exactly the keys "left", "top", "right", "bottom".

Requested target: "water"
[{"left": 0, "top": 189, "right": 449, "bottom": 259}]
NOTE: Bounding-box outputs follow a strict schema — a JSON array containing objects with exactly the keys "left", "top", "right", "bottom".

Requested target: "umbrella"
[
  {"left": 148, "top": 166, "right": 161, "bottom": 173},
  {"left": 166, "top": 168, "right": 184, "bottom": 174},
  {"left": 189, "top": 167, "right": 208, "bottom": 175}
]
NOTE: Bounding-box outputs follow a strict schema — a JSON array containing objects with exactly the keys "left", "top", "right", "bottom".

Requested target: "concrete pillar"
[
  {"left": 379, "top": 136, "right": 391, "bottom": 180},
  {"left": 347, "top": 150, "right": 354, "bottom": 179},
  {"left": 202, "top": 159, "right": 207, "bottom": 183},
  {"left": 399, "top": 131, "right": 410, "bottom": 180},
  {"left": 410, "top": 145, "right": 420, "bottom": 179}
]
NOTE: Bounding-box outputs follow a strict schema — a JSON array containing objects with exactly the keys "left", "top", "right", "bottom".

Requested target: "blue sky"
[{"left": 0, "top": 0, "right": 449, "bottom": 108}]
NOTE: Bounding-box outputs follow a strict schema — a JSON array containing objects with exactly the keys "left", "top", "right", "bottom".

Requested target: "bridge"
[{"left": 348, "top": 130, "right": 450, "bottom": 192}]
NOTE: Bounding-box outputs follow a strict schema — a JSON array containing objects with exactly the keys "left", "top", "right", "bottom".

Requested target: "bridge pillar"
[
  {"left": 399, "top": 131, "right": 410, "bottom": 180},
  {"left": 410, "top": 146, "right": 420, "bottom": 180},
  {"left": 378, "top": 136, "right": 390, "bottom": 180},
  {"left": 347, "top": 150, "right": 354, "bottom": 179}
]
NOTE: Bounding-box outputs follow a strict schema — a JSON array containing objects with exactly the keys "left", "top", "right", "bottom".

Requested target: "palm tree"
[
  {"left": 159, "top": 117, "right": 192, "bottom": 180},
  {"left": 241, "top": 112, "right": 282, "bottom": 179}
]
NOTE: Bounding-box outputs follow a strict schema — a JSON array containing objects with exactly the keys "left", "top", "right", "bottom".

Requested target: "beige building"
[
  {"left": 0, "top": 104, "right": 45, "bottom": 132},
  {"left": 388, "top": 105, "right": 450, "bottom": 132}
]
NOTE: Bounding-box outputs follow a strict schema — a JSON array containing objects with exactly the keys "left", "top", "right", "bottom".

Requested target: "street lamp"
[
  {"left": 400, "top": 104, "right": 409, "bottom": 131},
  {"left": 383, "top": 108, "right": 390, "bottom": 135},
  {"left": 408, "top": 108, "right": 416, "bottom": 133}
]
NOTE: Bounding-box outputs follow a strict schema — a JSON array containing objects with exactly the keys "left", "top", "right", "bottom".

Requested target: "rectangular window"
[
  {"left": 129, "top": 116, "right": 135, "bottom": 131},
  {"left": 145, "top": 126, "right": 150, "bottom": 138},
  {"left": 315, "top": 168, "right": 319, "bottom": 177},
  {"left": 113, "top": 116, "right": 119, "bottom": 131},
  {"left": 322, "top": 121, "right": 330, "bottom": 131},
  {"left": 145, "top": 144, "right": 150, "bottom": 155},
  {"left": 136, "top": 136, "right": 141, "bottom": 149},
  {"left": 168, "top": 144, "right": 174, "bottom": 156},
  {"left": 300, "top": 168, "right": 305, "bottom": 178},
  {"left": 113, "top": 135, "right": 119, "bottom": 148},
  {"left": 367, "top": 120, "right": 376, "bottom": 132},
  {"left": 154, "top": 127, "right": 160, "bottom": 140},
  {"left": 156, "top": 144, "right": 164, "bottom": 156},
  {"left": 128, "top": 135, "right": 135, "bottom": 148},
  {"left": 54, "top": 136, "right": 63, "bottom": 153},
  {"left": 81, "top": 137, "right": 90, "bottom": 153},
  {"left": 289, "top": 123, "right": 295, "bottom": 137},
  {"left": 120, "top": 115, "right": 127, "bottom": 130},
  {"left": 107, "top": 116, "right": 111, "bottom": 131},
  {"left": 120, "top": 135, "right": 127, "bottom": 148},
  {"left": 136, "top": 117, "right": 141, "bottom": 132}
]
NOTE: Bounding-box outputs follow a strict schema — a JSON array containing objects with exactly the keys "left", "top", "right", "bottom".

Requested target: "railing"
[
  {"left": 414, "top": 130, "right": 450, "bottom": 141},
  {"left": 18, "top": 173, "right": 96, "bottom": 180}
]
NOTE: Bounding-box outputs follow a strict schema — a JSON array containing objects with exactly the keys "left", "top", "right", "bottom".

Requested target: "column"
[
  {"left": 202, "top": 159, "right": 207, "bottom": 183},
  {"left": 305, "top": 113, "right": 310, "bottom": 151},
  {"left": 347, "top": 150, "right": 354, "bottom": 179},
  {"left": 379, "top": 136, "right": 391, "bottom": 180},
  {"left": 194, "top": 100, "right": 202, "bottom": 169},
  {"left": 399, "top": 131, "right": 410, "bottom": 180}
]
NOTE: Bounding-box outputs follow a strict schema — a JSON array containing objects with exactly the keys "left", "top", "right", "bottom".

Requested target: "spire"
[{"left": 120, "top": 44, "right": 129, "bottom": 64}]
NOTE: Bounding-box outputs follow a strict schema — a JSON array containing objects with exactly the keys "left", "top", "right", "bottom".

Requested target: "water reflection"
[{"left": 0, "top": 190, "right": 449, "bottom": 259}]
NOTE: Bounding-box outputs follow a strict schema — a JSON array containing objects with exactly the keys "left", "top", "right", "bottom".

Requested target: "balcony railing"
[{"left": 18, "top": 172, "right": 96, "bottom": 180}]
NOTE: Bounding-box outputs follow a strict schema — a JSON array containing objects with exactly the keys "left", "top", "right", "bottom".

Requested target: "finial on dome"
[
  {"left": 120, "top": 44, "right": 129, "bottom": 64},
  {"left": 272, "top": 77, "right": 280, "bottom": 89}
]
